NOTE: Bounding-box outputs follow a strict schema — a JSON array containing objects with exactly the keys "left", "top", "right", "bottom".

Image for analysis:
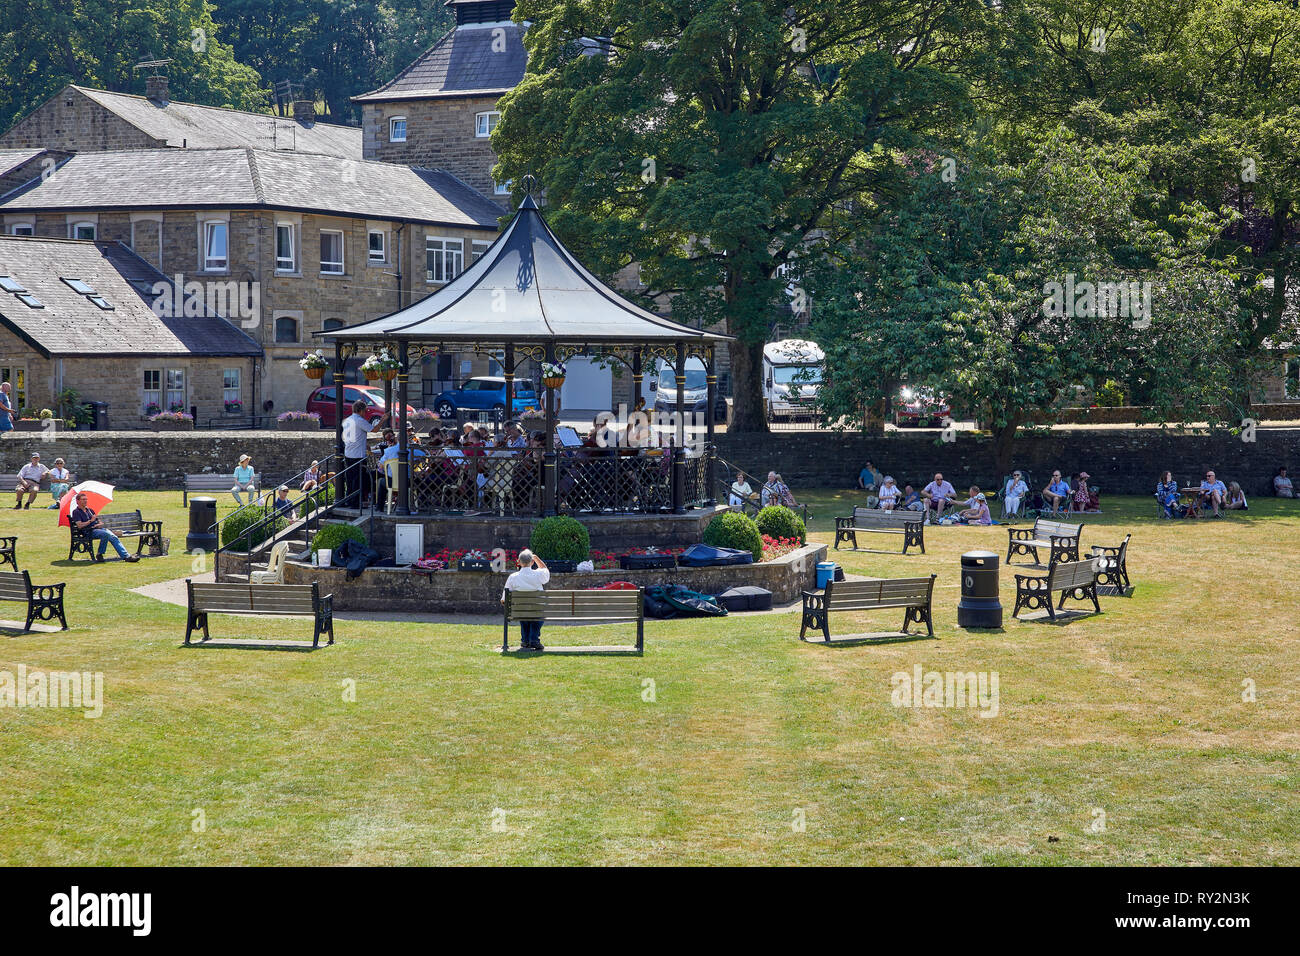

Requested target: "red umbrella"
[{"left": 58, "top": 481, "right": 115, "bottom": 527}]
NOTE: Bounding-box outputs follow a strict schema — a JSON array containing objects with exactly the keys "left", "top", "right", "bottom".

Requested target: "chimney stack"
[
  {"left": 145, "top": 74, "right": 169, "bottom": 104},
  {"left": 292, "top": 100, "right": 316, "bottom": 125}
]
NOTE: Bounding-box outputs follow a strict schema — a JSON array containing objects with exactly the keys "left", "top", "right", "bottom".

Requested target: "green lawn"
[{"left": 1, "top": 489, "right": 1296, "bottom": 865}]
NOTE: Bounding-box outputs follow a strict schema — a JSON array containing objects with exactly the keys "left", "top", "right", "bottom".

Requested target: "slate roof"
[
  {"left": 0, "top": 236, "right": 263, "bottom": 357},
  {"left": 0, "top": 149, "right": 46, "bottom": 179},
  {"left": 0, "top": 148, "right": 505, "bottom": 228},
  {"left": 320, "top": 195, "right": 730, "bottom": 345},
  {"left": 71, "top": 86, "right": 362, "bottom": 159},
  {"left": 353, "top": 23, "right": 528, "bottom": 102}
]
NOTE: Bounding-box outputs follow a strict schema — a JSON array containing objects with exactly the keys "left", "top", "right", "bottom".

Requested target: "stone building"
[
  {"left": 0, "top": 147, "right": 503, "bottom": 417},
  {"left": 0, "top": 235, "right": 261, "bottom": 429},
  {"left": 0, "top": 81, "right": 360, "bottom": 158}
]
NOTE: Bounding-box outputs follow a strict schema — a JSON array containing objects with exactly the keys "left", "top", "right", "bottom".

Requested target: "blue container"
[{"left": 816, "top": 561, "right": 836, "bottom": 589}]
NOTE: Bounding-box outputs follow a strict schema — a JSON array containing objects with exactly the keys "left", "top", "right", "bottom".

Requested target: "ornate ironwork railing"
[{"left": 366, "top": 445, "right": 713, "bottom": 516}]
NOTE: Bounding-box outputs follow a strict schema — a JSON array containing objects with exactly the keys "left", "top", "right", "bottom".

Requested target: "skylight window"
[
  {"left": 61, "top": 277, "right": 96, "bottom": 295},
  {"left": 0, "top": 276, "right": 27, "bottom": 293},
  {"left": 16, "top": 293, "right": 44, "bottom": 309},
  {"left": 87, "top": 295, "right": 114, "bottom": 310}
]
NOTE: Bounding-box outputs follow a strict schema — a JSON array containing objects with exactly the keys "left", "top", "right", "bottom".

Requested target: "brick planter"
[
  {"left": 277, "top": 419, "right": 321, "bottom": 432},
  {"left": 150, "top": 420, "right": 194, "bottom": 431},
  {"left": 13, "top": 419, "right": 62, "bottom": 432}
]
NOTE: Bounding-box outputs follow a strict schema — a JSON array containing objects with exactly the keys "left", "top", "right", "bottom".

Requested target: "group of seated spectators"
[
  {"left": 853, "top": 464, "right": 1102, "bottom": 523},
  {"left": 1155, "top": 469, "right": 1254, "bottom": 518},
  {"left": 729, "top": 470, "right": 799, "bottom": 510}
]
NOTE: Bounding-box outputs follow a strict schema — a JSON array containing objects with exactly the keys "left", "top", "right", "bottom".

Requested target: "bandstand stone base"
[
  {"left": 283, "top": 543, "right": 828, "bottom": 615},
  {"left": 359, "top": 504, "right": 732, "bottom": 554}
]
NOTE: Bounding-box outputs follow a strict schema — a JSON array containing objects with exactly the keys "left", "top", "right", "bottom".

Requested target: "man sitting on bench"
[
  {"left": 70, "top": 492, "right": 139, "bottom": 562},
  {"left": 501, "top": 549, "right": 549, "bottom": 651},
  {"left": 14, "top": 453, "right": 47, "bottom": 510}
]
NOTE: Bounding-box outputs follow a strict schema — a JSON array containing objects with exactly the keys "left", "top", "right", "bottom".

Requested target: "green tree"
[
  {"left": 495, "top": 0, "right": 999, "bottom": 431},
  {"left": 812, "top": 133, "right": 1244, "bottom": 476},
  {"left": 0, "top": 0, "right": 265, "bottom": 134}
]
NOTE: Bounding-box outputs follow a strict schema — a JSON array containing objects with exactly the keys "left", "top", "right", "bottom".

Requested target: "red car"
[{"left": 306, "top": 384, "right": 416, "bottom": 427}]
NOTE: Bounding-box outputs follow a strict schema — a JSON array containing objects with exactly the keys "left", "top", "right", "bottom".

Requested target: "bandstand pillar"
[
  {"left": 396, "top": 339, "right": 411, "bottom": 515},
  {"left": 333, "top": 341, "right": 346, "bottom": 501},
  {"left": 705, "top": 344, "right": 717, "bottom": 505},
  {"left": 672, "top": 340, "right": 686, "bottom": 514},
  {"left": 542, "top": 342, "right": 558, "bottom": 515}
]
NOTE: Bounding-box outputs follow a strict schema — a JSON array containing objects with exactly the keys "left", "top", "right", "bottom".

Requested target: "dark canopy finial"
[{"left": 519, "top": 173, "right": 538, "bottom": 197}]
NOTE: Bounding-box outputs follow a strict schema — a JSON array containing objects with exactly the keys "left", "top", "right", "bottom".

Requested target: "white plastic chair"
[{"left": 250, "top": 541, "right": 289, "bottom": 585}]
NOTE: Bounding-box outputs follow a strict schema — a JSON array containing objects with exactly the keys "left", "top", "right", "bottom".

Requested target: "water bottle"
[{"left": 311, "top": 549, "right": 318, "bottom": 567}]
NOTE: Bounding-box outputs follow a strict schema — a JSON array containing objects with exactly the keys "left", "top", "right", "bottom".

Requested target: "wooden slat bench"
[
  {"left": 183, "top": 472, "right": 262, "bottom": 506},
  {"left": 0, "top": 535, "right": 16, "bottom": 572},
  {"left": 1006, "top": 517, "right": 1083, "bottom": 566},
  {"left": 1090, "top": 533, "right": 1132, "bottom": 593},
  {"left": 0, "top": 569, "right": 67, "bottom": 631},
  {"left": 800, "top": 575, "right": 936, "bottom": 642},
  {"left": 2, "top": 471, "right": 78, "bottom": 503},
  {"left": 833, "top": 507, "right": 925, "bottom": 554},
  {"left": 1012, "top": 558, "right": 1101, "bottom": 621},
  {"left": 184, "top": 580, "right": 334, "bottom": 648},
  {"left": 502, "top": 588, "right": 644, "bottom": 653},
  {"left": 69, "top": 510, "right": 163, "bottom": 561}
]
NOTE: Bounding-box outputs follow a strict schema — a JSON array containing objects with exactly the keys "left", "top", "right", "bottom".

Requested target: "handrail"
[
  {"left": 208, "top": 453, "right": 340, "bottom": 538},
  {"left": 213, "top": 456, "right": 365, "bottom": 567},
  {"left": 714, "top": 453, "right": 810, "bottom": 524}
]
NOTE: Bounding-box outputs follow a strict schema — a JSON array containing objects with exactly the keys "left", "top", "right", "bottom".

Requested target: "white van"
[
  {"left": 651, "top": 357, "right": 729, "bottom": 423},
  {"left": 763, "top": 339, "right": 824, "bottom": 420}
]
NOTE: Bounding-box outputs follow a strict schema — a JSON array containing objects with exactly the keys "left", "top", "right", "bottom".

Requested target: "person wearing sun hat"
[
  {"left": 47, "top": 457, "right": 72, "bottom": 507},
  {"left": 1002, "top": 470, "right": 1028, "bottom": 518},
  {"left": 1070, "top": 471, "right": 1092, "bottom": 513},
  {"left": 231, "top": 454, "right": 257, "bottom": 505},
  {"left": 959, "top": 491, "right": 992, "bottom": 525}
]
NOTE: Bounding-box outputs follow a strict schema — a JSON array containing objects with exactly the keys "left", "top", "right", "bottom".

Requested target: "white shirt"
[
  {"left": 49, "top": 467, "right": 70, "bottom": 482},
  {"left": 342, "top": 413, "right": 372, "bottom": 458},
  {"left": 1004, "top": 478, "right": 1027, "bottom": 500},
  {"left": 878, "top": 483, "right": 901, "bottom": 504},
  {"left": 18, "top": 463, "right": 47, "bottom": 482},
  {"left": 503, "top": 565, "right": 550, "bottom": 595}
]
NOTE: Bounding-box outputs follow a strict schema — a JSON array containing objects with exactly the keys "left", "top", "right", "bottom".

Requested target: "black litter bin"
[
  {"left": 85, "top": 401, "right": 110, "bottom": 430},
  {"left": 957, "top": 550, "right": 1003, "bottom": 628},
  {"left": 186, "top": 496, "right": 218, "bottom": 552}
]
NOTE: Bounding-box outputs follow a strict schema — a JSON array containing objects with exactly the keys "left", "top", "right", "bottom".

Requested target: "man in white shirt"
[
  {"left": 341, "top": 400, "right": 372, "bottom": 507},
  {"left": 14, "top": 453, "right": 48, "bottom": 509},
  {"left": 1199, "top": 470, "right": 1227, "bottom": 517},
  {"left": 502, "top": 549, "right": 550, "bottom": 651},
  {"left": 922, "top": 472, "right": 958, "bottom": 520}
]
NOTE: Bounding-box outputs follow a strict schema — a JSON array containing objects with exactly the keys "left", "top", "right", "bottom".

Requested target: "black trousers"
[{"left": 343, "top": 456, "right": 366, "bottom": 506}]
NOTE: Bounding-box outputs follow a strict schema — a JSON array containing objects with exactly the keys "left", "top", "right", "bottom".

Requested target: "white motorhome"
[{"left": 763, "top": 339, "right": 824, "bottom": 420}]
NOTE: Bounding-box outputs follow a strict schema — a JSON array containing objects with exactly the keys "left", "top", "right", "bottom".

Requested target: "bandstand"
[{"left": 316, "top": 190, "right": 732, "bottom": 534}]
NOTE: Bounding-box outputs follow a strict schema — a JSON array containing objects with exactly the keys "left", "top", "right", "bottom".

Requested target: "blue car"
[{"left": 433, "top": 376, "right": 538, "bottom": 419}]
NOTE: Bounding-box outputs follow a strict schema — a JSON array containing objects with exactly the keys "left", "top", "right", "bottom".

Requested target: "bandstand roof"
[{"left": 318, "top": 194, "right": 730, "bottom": 347}]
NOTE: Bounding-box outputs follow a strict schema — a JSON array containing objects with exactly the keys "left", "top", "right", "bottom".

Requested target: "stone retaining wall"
[
  {"left": 282, "top": 543, "right": 828, "bottom": 614},
  {"left": 5, "top": 426, "right": 1296, "bottom": 497}
]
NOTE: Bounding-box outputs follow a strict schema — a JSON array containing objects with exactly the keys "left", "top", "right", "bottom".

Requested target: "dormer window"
[
  {"left": 475, "top": 111, "right": 500, "bottom": 138},
  {"left": 389, "top": 116, "right": 407, "bottom": 142}
]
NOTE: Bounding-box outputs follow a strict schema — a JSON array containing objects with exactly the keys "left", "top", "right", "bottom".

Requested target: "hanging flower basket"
[
  {"left": 305, "top": 367, "right": 326, "bottom": 380},
  {"left": 361, "top": 350, "right": 400, "bottom": 382},
  {"left": 300, "top": 350, "right": 330, "bottom": 379},
  {"left": 362, "top": 368, "right": 380, "bottom": 381},
  {"left": 542, "top": 376, "right": 566, "bottom": 389},
  {"left": 541, "top": 361, "right": 567, "bottom": 391},
  {"left": 379, "top": 368, "right": 398, "bottom": 381}
]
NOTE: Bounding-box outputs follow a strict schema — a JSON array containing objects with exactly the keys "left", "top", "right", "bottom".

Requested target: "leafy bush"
[
  {"left": 529, "top": 516, "right": 590, "bottom": 562},
  {"left": 302, "top": 480, "right": 335, "bottom": 514},
  {"left": 755, "top": 505, "right": 806, "bottom": 545},
  {"left": 1095, "top": 379, "right": 1125, "bottom": 407},
  {"left": 220, "top": 505, "right": 285, "bottom": 553},
  {"left": 702, "top": 512, "right": 763, "bottom": 561},
  {"left": 310, "top": 523, "right": 366, "bottom": 554}
]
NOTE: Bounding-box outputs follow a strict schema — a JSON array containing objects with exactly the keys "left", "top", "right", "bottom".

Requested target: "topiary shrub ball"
[
  {"left": 529, "top": 515, "right": 591, "bottom": 562},
  {"left": 702, "top": 511, "right": 763, "bottom": 561},
  {"left": 310, "top": 522, "right": 367, "bottom": 554},
  {"left": 755, "top": 504, "right": 806, "bottom": 545}
]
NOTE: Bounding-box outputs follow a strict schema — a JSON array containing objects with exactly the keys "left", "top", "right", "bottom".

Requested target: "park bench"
[
  {"left": 184, "top": 580, "right": 335, "bottom": 648},
  {"left": 68, "top": 510, "right": 163, "bottom": 561},
  {"left": 2, "top": 471, "right": 78, "bottom": 503},
  {"left": 502, "top": 588, "right": 645, "bottom": 653},
  {"left": 183, "top": 472, "right": 262, "bottom": 506},
  {"left": 0, "top": 569, "right": 68, "bottom": 631},
  {"left": 1012, "top": 558, "right": 1101, "bottom": 621},
  {"left": 1090, "top": 533, "right": 1132, "bottom": 593},
  {"left": 0, "top": 535, "right": 16, "bottom": 572},
  {"left": 1006, "top": 517, "right": 1083, "bottom": 566},
  {"left": 833, "top": 507, "right": 925, "bottom": 554},
  {"left": 800, "top": 575, "right": 936, "bottom": 642}
]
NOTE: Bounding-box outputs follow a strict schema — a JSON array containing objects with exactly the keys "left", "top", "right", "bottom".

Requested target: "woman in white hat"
[
  {"left": 301, "top": 459, "right": 321, "bottom": 493},
  {"left": 231, "top": 454, "right": 257, "bottom": 505},
  {"left": 48, "top": 457, "right": 72, "bottom": 506}
]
